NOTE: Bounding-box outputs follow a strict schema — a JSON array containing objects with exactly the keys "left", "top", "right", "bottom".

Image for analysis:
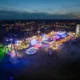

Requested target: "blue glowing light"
[
  {"left": 10, "top": 39, "right": 13, "bottom": 41},
  {"left": 56, "top": 31, "right": 67, "bottom": 38},
  {"left": 6, "top": 39, "right": 9, "bottom": 41},
  {"left": 25, "top": 47, "right": 37, "bottom": 55},
  {"left": 31, "top": 39, "right": 38, "bottom": 46}
]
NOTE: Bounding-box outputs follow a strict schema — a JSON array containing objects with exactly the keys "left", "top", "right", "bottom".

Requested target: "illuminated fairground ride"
[{"left": 4, "top": 31, "right": 76, "bottom": 56}]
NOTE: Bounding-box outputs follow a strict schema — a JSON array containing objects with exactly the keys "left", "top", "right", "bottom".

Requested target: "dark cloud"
[{"left": 0, "top": 10, "right": 79, "bottom": 20}]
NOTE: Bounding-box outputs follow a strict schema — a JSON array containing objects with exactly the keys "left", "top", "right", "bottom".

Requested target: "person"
[
  {"left": 9, "top": 49, "right": 19, "bottom": 64},
  {"left": 37, "top": 30, "right": 40, "bottom": 34},
  {"left": 48, "top": 48, "right": 52, "bottom": 56}
]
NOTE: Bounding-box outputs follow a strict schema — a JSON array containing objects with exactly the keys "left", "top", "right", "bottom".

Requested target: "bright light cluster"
[{"left": 4, "top": 31, "right": 75, "bottom": 55}]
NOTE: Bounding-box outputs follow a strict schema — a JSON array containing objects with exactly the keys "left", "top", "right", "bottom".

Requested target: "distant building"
[{"left": 76, "top": 24, "right": 80, "bottom": 37}]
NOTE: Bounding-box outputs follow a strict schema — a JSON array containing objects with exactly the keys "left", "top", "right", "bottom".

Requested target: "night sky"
[{"left": 0, "top": 0, "right": 80, "bottom": 20}]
